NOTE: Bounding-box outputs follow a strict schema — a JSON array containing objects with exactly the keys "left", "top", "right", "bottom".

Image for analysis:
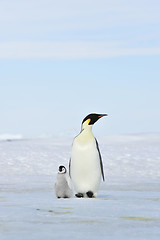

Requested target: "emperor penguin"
[
  {"left": 69, "top": 113, "right": 107, "bottom": 198},
  {"left": 54, "top": 165, "right": 73, "bottom": 198}
]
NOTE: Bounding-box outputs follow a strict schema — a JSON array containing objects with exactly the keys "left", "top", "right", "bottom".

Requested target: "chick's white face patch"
[{"left": 61, "top": 167, "right": 66, "bottom": 173}]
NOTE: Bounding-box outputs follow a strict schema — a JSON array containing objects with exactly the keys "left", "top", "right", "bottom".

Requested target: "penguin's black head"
[
  {"left": 58, "top": 165, "right": 66, "bottom": 174},
  {"left": 82, "top": 113, "right": 107, "bottom": 127}
]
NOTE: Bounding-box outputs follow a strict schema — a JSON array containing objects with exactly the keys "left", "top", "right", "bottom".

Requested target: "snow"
[
  {"left": 0, "top": 134, "right": 23, "bottom": 141},
  {"left": 0, "top": 134, "right": 160, "bottom": 240}
]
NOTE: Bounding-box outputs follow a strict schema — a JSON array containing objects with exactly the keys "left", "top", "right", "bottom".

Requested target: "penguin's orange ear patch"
[{"left": 87, "top": 119, "right": 91, "bottom": 124}]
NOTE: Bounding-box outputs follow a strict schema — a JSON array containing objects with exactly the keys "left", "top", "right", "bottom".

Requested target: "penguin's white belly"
[{"left": 71, "top": 138, "right": 101, "bottom": 194}]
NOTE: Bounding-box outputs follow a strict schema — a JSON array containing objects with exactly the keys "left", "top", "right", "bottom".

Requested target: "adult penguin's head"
[{"left": 81, "top": 113, "right": 107, "bottom": 130}]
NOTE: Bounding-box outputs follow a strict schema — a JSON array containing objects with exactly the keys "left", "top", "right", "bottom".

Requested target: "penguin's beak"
[{"left": 98, "top": 114, "right": 108, "bottom": 118}]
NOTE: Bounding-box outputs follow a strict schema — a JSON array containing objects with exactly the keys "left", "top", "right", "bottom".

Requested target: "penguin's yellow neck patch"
[
  {"left": 87, "top": 119, "right": 91, "bottom": 124},
  {"left": 81, "top": 119, "right": 92, "bottom": 131}
]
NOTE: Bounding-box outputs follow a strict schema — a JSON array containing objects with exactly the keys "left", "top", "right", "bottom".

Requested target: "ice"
[
  {"left": 0, "top": 134, "right": 23, "bottom": 141},
  {"left": 0, "top": 134, "right": 160, "bottom": 239}
]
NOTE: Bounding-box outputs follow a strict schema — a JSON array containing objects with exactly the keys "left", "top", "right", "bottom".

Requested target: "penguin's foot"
[
  {"left": 86, "top": 191, "right": 94, "bottom": 198},
  {"left": 75, "top": 193, "right": 84, "bottom": 198},
  {"left": 63, "top": 195, "right": 69, "bottom": 198}
]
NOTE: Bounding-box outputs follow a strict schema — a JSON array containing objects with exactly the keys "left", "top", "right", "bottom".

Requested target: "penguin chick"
[
  {"left": 54, "top": 165, "right": 73, "bottom": 198},
  {"left": 69, "top": 113, "right": 107, "bottom": 198}
]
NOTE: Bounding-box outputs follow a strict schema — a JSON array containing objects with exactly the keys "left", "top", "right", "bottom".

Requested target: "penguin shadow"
[
  {"left": 98, "top": 194, "right": 113, "bottom": 200},
  {"left": 72, "top": 193, "right": 113, "bottom": 200},
  {"left": 97, "top": 191, "right": 118, "bottom": 201}
]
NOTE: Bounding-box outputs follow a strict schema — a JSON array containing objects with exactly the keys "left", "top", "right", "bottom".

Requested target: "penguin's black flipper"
[
  {"left": 95, "top": 138, "right": 105, "bottom": 181},
  {"left": 69, "top": 158, "right": 71, "bottom": 178}
]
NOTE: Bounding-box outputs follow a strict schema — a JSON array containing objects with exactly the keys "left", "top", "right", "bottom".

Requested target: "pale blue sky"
[{"left": 0, "top": 0, "right": 160, "bottom": 137}]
